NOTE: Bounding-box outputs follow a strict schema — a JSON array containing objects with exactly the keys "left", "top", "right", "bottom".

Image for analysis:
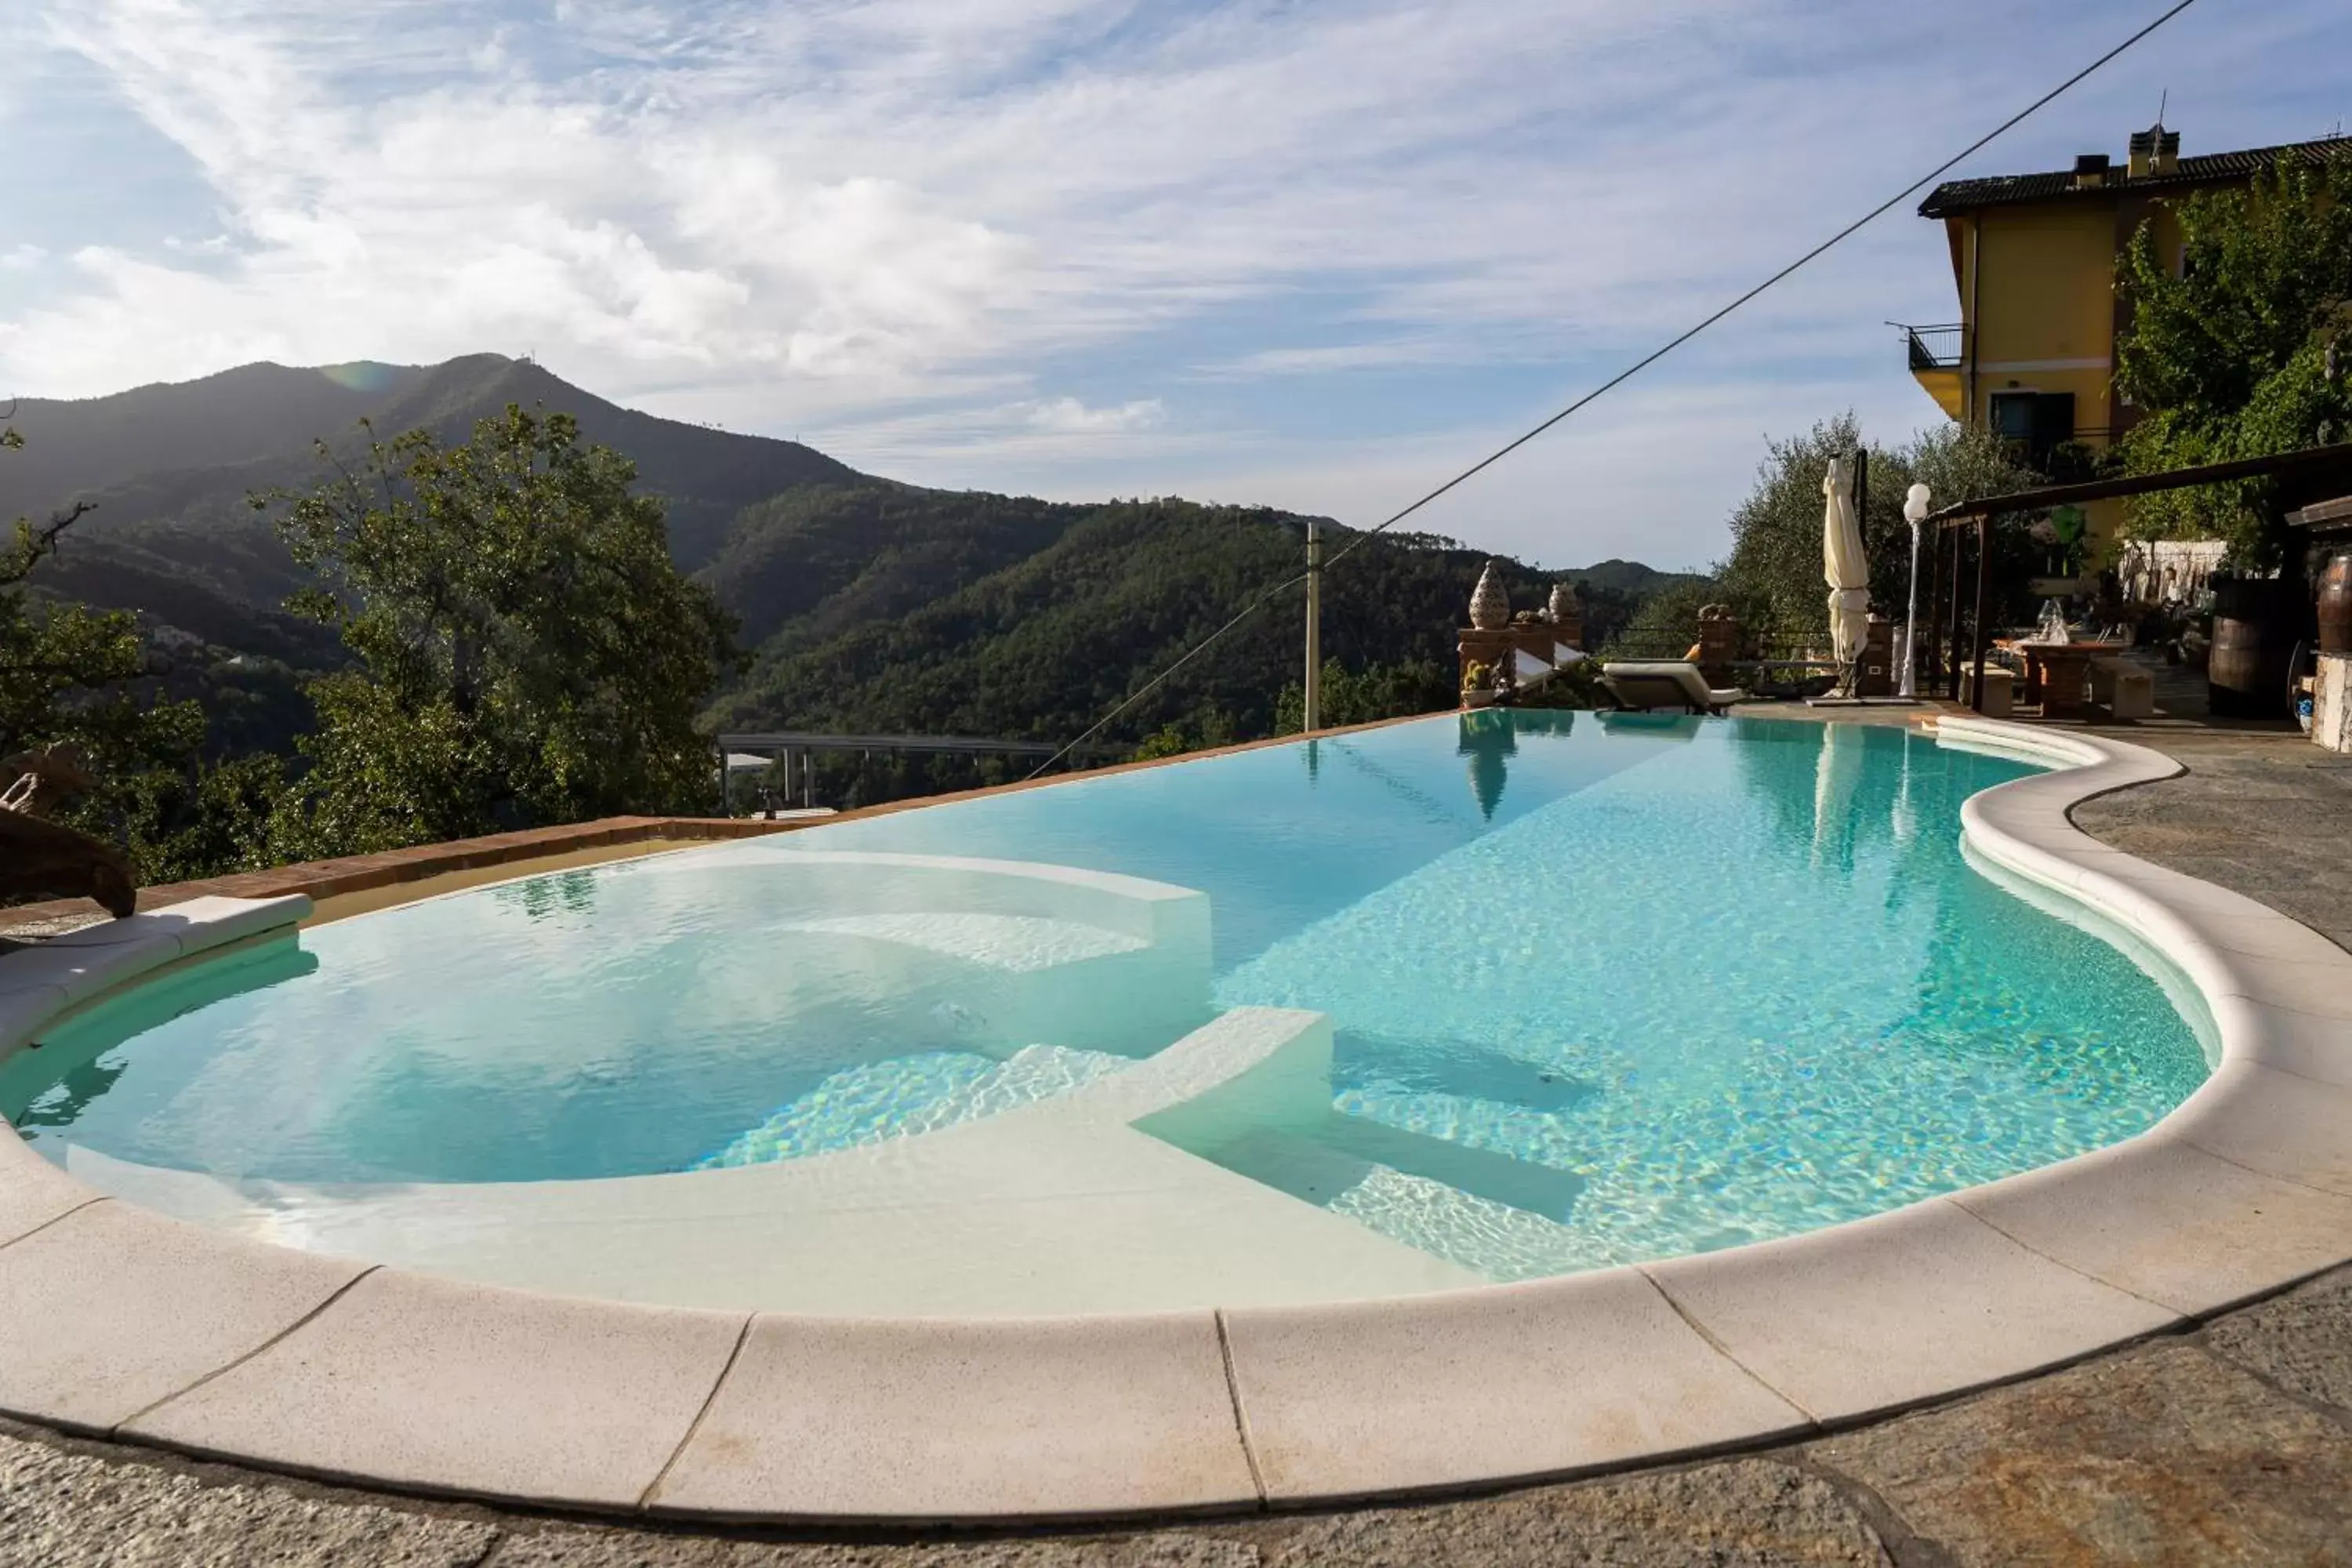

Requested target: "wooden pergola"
[{"left": 1917, "top": 442, "right": 2352, "bottom": 712}]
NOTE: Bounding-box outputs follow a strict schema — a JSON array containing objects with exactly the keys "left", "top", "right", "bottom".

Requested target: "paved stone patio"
[{"left": 3, "top": 727, "right": 2349, "bottom": 1565}]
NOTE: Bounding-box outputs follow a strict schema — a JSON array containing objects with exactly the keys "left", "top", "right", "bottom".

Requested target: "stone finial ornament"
[
  {"left": 1546, "top": 582, "right": 1574, "bottom": 624},
  {"left": 1468, "top": 561, "right": 1510, "bottom": 630}
]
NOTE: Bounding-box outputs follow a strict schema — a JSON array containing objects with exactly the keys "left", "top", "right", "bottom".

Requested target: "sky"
[{"left": 4, "top": 0, "right": 2349, "bottom": 570}]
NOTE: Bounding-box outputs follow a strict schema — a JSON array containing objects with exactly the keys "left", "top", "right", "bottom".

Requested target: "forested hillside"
[
  {"left": 6, "top": 356, "right": 1699, "bottom": 834},
  {"left": 704, "top": 499, "right": 1657, "bottom": 744}
]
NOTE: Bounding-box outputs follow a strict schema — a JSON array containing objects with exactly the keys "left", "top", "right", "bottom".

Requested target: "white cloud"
[
  {"left": 4, "top": 0, "right": 2350, "bottom": 566},
  {"left": 1024, "top": 396, "right": 1163, "bottom": 434},
  {"left": 1, "top": 0, "right": 1874, "bottom": 402}
]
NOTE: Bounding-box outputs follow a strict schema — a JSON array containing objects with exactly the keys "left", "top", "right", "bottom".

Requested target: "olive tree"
[{"left": 1712, "top": 415, "right": 2038, "bottom": 641}]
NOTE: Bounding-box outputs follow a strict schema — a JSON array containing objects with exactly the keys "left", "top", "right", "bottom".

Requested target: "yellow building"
[{"left": 1903, "top": 123, "right": 2350, "bottom": 547}]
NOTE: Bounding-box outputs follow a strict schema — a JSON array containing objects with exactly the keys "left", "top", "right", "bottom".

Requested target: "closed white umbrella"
[{"left": 1823, "top": 458, "right": 1871, "bottom": 697}]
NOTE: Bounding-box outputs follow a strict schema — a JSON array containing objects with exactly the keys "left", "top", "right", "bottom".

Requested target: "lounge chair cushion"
[{"left": 1599, "top": 662, "right": 1744, "bottom": 714}]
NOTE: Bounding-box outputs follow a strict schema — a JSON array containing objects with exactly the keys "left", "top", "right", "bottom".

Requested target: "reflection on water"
[
  {"left": 1, "top": 938, "right": 320, "bottom": 1135},
  {"left": 1457, "top": 708, "right": 1519, "bottom": 820},
  {"left": 1593, "top": 712, "right": 1704, "bottom": 742},
  {"left": 495, "top": 867, "right": 601, "bottom": 923}
]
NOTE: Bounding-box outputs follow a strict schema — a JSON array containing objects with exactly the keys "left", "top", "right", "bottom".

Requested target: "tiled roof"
[{"left": 1919, "top": 136, "right": 2352, "bottom": 217}]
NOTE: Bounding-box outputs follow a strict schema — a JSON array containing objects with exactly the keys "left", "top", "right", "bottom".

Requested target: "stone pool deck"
[
  {"left": 5, "top": 1264, "right": 2350, "bottom": 1564},
  {"left": 3, "top": 720, "right": 2350, "bottom": 1563}
]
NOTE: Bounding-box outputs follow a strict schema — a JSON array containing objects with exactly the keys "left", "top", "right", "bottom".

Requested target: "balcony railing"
[{"left": 1900, "top": 322, "right": 1966, "bottom": 372}]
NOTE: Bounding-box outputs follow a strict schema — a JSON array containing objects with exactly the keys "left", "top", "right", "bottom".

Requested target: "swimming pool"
[{"left": 1, "top": 713, "right": 2211, "bottom": 1310}]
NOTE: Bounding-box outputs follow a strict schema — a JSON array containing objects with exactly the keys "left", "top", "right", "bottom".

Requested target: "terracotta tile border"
[{"left": 2, "top": 716, "right": 2347, "bottom": 1522}]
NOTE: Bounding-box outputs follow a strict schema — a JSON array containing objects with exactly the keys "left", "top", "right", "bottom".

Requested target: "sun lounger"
[{"left": 1599, "top": 662, "right": 1744, "bottom": 716}]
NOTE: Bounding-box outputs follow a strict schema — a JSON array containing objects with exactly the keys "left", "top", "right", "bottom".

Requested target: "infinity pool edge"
[{"left": 0, "top": 717, "right": 2347, "bottom": 1520}]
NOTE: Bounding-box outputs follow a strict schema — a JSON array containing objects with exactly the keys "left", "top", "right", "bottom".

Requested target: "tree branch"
[{"left": 2, "top": 500, "right": 98, "bottom": 587}]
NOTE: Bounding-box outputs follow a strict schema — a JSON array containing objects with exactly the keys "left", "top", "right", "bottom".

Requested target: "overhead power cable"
[{"left": 1026, "top": 0, "right": 2205, "bottom": 779}]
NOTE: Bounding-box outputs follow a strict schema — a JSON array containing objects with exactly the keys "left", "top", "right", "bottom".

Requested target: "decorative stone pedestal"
[
  {"left": 1457, "top": 626, "right": 1568, "bottom": 693},
  {"left": 2314, "top": 652, "right": 2352, "bottom": 754}
]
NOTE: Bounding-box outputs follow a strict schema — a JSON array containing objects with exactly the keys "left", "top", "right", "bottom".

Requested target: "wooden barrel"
[
  {"left": 2208, "top": 576, "right": 2308, "bottom": 718},
  {"left": 2319, "top": 547, "right": 2352, "bottom": 655}
]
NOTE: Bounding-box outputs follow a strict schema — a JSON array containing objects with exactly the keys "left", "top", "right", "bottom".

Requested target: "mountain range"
[{"left": 5, "top": 356, "right": 1700, "bottom": 757}]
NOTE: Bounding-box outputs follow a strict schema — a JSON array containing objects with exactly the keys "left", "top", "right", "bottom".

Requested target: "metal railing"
[{"left": 1900, "top": 322, "right": 1967, "bottom": 372}]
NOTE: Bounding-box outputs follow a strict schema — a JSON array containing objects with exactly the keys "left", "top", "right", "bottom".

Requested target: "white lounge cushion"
[{"left": 1600, "top": 661, "right": 1744, "bottom": 712}]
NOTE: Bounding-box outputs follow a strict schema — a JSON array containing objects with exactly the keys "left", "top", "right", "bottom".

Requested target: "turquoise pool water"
[{"left": 2, "top": 713, "right": 2212, "bottom": 1279}]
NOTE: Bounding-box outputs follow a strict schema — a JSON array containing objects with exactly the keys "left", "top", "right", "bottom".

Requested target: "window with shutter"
[
  {"left": 2031, "top": 392, "right": 2076, "bottom": 458},
  {"left": 1988, "top": 391, "right": 2075, "bottom": 462}
]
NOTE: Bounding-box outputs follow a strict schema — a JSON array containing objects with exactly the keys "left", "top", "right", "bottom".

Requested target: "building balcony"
[
  {"left": 1901, "top": 322, "right": 1966, "bottom": 372},
  {"left": 1897, "top": 321, "right": 1967, "bottom": 420}
]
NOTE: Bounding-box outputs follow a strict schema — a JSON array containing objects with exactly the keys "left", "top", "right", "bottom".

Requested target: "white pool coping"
[{"left": 2, "top": 717, "right": 2350, "bottom": 1520}]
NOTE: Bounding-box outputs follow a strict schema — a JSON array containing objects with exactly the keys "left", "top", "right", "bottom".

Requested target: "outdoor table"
[{"left": 2013, "top": 640, "right": 2122, "bottom": 718}]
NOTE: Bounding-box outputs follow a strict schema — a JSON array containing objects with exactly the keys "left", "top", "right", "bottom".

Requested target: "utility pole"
[{"left": 1303, "top": 519, "right": 1321, "bottom": 732}]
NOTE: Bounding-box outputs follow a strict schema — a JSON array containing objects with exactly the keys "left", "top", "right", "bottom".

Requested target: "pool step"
[
  {"left": 699, "top": 1044, "right": 1134, "bottom": 1167},
  {"left": 1142, "top": 1109, "right": 1585, "bottom": 1224},
  {"left": 773, "top": 913, "right": 1149, "bottom": 974},
  {"left": 735, "top": 853, "right": 1215, "bottom": 1062}
]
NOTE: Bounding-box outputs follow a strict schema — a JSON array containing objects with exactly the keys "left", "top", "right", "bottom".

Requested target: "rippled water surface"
[{"left": 3, "top": 713, "right": 2211, "bottom": 1277}]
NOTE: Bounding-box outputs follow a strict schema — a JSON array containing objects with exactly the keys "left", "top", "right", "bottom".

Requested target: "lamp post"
[{"left": 1901, "top": 483, "right": 1932, "bottom": 700}]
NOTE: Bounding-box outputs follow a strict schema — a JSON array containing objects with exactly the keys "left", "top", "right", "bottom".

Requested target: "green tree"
[
  {"left": 263, "top": 406, "right": 739, "bottom": 858},
  {"left": 2114, "top": 162, "right": 2352, "bottom": 567},
  {"left": 1132, "top": 701, "right": 1242, "bottom": 759},
  {"left": 1607, "top": 575, "right": 1759, "bottom": 656},
  {"left": 1710, "top": 415, "right": 2036, "bottom": 644},
  {"left": 2, "top": 426, "right": 279, "bottom": 884},
  {"left": 1272, "top": 658, "right": 1456, "bottom": 733}
]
